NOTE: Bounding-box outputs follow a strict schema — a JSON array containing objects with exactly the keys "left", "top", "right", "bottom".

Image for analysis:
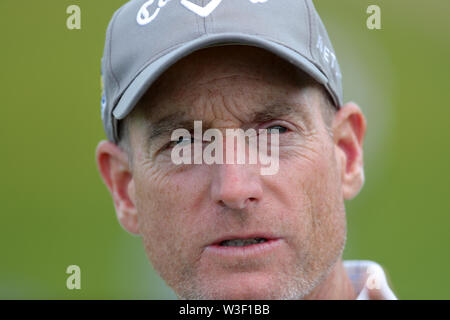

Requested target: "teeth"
[{"left": 220, "top": 238, "right": 267, "bottom": 247}]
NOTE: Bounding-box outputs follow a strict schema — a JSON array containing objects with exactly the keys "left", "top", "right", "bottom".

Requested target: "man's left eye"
[{"left": 266, "top": 125, "right": 288, "bottom": 134}]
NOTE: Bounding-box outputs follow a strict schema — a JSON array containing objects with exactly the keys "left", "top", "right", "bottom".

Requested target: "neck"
[{"left": 304, "top": 259, "right": 357, "bottom": 300}]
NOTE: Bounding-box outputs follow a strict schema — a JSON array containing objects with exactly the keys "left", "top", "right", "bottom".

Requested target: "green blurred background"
[{"left": 1, "top": 0, "right": 449, "bottom": 299}]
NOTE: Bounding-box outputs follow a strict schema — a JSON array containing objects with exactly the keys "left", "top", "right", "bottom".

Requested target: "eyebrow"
[
  {"left": 145, "top": 101, "right": 311, "bottom": 142},
  {"left": 250, "top": 102, "right": 311, "bottom": 125},
  {"left": 145, "top": 112, "right": 196, "bottom": 141}
]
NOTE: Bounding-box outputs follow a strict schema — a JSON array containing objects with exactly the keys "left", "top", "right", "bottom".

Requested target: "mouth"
[
  {"left": 205, "top": 234, "right": 282, "bottom": 257},
  {"left": 218, "top": 237, "right": 269, "bottom": 247}
]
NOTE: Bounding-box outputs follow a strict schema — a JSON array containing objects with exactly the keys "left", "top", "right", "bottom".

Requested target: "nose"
[{"left": 210, "top": 163, "right": 263, "bottom": 210}]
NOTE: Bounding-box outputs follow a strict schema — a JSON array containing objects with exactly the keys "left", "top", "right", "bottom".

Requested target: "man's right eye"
[{"left": 166, "top": 136, "right": 194, "bottom": 149}]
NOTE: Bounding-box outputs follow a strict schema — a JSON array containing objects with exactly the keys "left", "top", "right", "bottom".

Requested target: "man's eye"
[
  {"left": 167, "top": 136, "right": 194, "bottom": 148},
  {"left": 266, "top": 125, "right": 288, "bottom": 134}
]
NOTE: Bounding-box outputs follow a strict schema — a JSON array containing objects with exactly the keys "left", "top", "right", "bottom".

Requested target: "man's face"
[{"left": 126, "top": 46, "right": 348, "bottom": 299}]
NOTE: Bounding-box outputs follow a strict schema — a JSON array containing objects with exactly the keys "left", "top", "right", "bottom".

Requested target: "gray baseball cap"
[{"left": 101, "top": 0, "right": 343, "bottom": 143}]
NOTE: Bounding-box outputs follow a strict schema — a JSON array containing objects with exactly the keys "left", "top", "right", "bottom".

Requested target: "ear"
[
  {"left": 332, "top": 102, "right": 367, "bottom": 200},
  {"left": 96, "top": 140, "right": 140, "bottom": 235}
]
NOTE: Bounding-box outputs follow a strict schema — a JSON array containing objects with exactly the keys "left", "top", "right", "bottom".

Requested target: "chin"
[{"left": 178, "top": 271, "right": 309, "bottom": 300}]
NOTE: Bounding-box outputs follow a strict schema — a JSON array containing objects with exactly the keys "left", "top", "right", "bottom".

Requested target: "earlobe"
[
  {"left": 96, "top": 141, "right": 140, "bottom": 235},
  {"left": 332, "top": 102, "right": 367, "bottom": 200}
]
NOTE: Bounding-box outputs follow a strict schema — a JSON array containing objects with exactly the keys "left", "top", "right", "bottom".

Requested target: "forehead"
[{"left": 133, "top": 45, "right": 320, "bottom": 128}]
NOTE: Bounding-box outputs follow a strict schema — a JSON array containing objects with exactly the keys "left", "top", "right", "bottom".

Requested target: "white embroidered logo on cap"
[
  {"left": 180, "top": 0, "right": 223, "bottom": 17},
  {"left": 137, "top": 0, "right": 268, "bottom": 26},
  {"left": 316, "top": 35, "right": 342, "bottom": 79},
  {"left": 137, "top": 0, "right": 171, "bottom": 25}
]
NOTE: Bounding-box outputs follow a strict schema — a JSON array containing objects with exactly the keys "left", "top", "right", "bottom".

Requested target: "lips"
[
  {"left": 205, "top": 234, "right": 282, "bottom": 258},
  {"left": 220, "top": 238, "right": 268, "bottom": 247},
  {"left": 211, "top": 234, "right": 277, "bottom": 247}
]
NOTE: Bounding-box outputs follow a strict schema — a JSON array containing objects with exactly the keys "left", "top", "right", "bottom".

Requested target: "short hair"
[
  {"left": 319, "top": 85, "right": 338, "bottom": 136},
  {"left": 117, "top": 113, "right": 131, "bottom": 155}
]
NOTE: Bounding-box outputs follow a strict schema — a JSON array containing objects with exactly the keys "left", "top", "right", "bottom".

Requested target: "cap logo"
[
  {"left": 316, "top": 35, "right": 342, "bottom": 79},
  {"left": 180, "top": 0, "right": 223, "bottom": 17},
  {"left": 100, "top": 72, "right": 107, "bottom": 121},
  {"left": 137, "top": 0, "right": 268, "bottom": 26},
  {"left": 137, "top": 0, "right": 171, "bottom": 25}
]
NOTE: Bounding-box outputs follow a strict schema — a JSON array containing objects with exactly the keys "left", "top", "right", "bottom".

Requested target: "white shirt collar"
[{"left": 343, "top": 260, "right": 397, "bottom": 300}]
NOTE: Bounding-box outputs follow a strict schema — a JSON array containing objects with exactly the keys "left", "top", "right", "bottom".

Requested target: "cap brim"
[{"left": 112, "top": 32, "right": 329, "bottom": 120}]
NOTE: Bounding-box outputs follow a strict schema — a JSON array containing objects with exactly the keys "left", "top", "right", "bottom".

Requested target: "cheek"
[
  {"left": 300, "top": 145, "right": 347, "bottom": 260},
  {"left": 132, "top": 165, "right": 210, "bottom": 277},
  {"left": 284, "top": 136, "right": 342, "bottom": 204},
  {"left": 278, "top": 140, "right": 346, "bottom": 249}
]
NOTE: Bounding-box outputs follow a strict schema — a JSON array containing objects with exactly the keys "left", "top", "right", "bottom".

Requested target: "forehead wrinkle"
[
  {"left": 187, "top": 85, "right": 306, "bottom": 126},
  {"left": 139, "top": 73, "right": 316, "bottom": 142},
  {"left": 192, "top": 74, "right": 275, "bottom": 89}
]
